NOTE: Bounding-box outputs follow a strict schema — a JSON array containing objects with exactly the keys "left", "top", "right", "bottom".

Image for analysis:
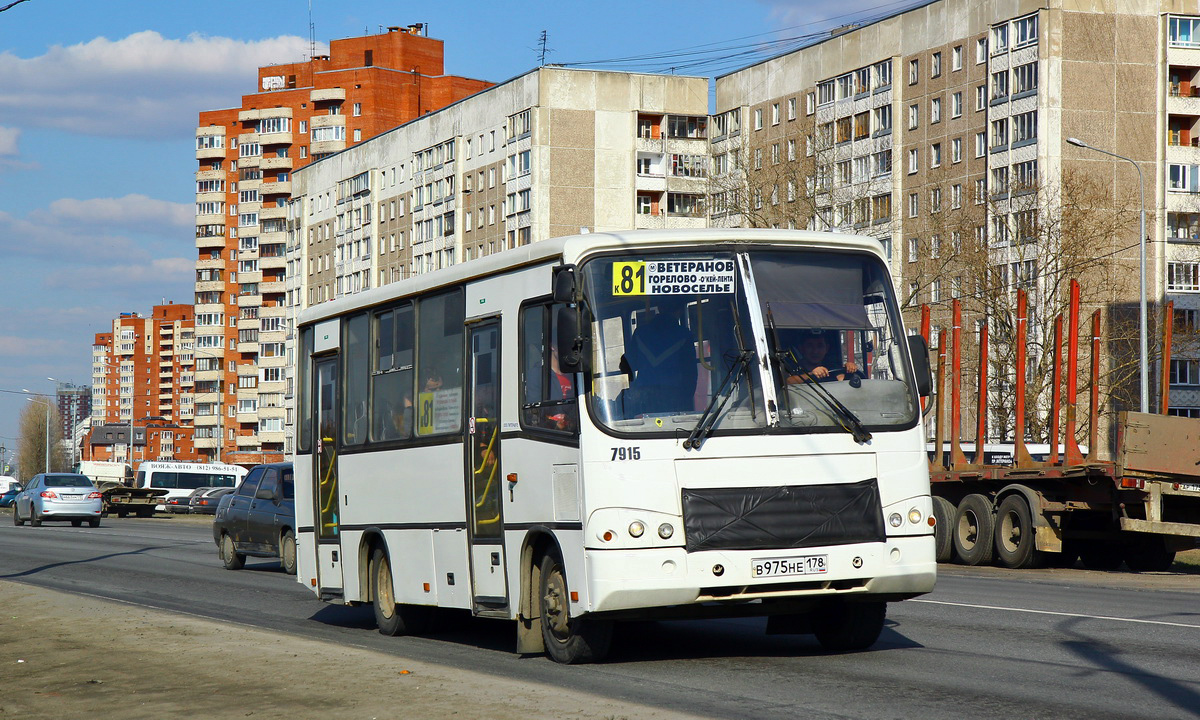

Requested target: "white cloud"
[
  {"left": 40, "top": 194, "right": 192, "bottom": 229},
  {"left": 0, "top": 31, "right": 323, "bottom": 140},
  {"left": 0, "top": 126, "right": 18, "bottom": 155},
  {"left": 44, "top": 256, "right": 193, "bottom": 293}
]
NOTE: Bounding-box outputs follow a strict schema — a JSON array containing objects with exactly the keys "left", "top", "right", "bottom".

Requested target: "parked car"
[
  {"left": 189, "top": 486, "right": 233, "bottom": 515},
  {"left": 13, "top": 473, "right": 103, "bottom": 528},
  {"left": 162, "top": 494, "right": 192, "bottom": 514},
  {"left": 213, "top": 462, "right": 295, "bottom": 575},
  {"left": 0, "top": 484, "right": 21, "bottom": 508}
]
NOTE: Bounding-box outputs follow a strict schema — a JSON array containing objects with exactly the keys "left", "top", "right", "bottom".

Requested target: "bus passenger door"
[
  {"left": 466, "top": 321, "right": 508, "bottom": 610},
  {"left": 313, "top": 356, "right": 344, "bottom": 596}
]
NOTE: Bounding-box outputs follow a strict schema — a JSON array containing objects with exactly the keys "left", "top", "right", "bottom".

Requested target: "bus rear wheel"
[
  {"left": 370, "top": 547, "right": 432, "bottom": 636},
  {"left": 539, "top": 548, "right": 612, "bottom": 664}
]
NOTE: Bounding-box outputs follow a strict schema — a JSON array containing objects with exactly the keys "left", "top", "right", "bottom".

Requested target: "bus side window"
[{"left": 520, "top": 303, "right": 578, "bottom": 435}]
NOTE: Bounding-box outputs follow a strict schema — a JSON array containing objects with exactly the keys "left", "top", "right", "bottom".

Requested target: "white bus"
[
  {"left": 135, "top": 461, "right": 247, "bottom": 510},
  {"left": 294, "top": 229, "right": 935, "bottom": 663}
]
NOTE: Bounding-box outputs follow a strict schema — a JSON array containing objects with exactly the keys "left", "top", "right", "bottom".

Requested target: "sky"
[{"left": 0, "top": 0, "right": 925, "bottom": 459}]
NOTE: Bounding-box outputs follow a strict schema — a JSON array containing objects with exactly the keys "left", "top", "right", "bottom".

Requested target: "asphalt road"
[{"left": 1, "top": 513, "right": 1198, "bottom": 719}]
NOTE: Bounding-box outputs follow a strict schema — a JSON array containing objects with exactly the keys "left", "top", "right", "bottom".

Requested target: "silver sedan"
[{"left": 13, "top": 473, "right": 103, "bottom": 528}]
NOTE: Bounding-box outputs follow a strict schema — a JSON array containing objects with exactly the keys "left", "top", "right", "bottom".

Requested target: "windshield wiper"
[
  {"left": 684, "top": 348, "right": 754, "bottom": 451},
  {"left": 765, "top": 307, "right": 872, "bottom": 444}
]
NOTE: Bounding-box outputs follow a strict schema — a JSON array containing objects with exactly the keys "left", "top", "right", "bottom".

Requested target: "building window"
[
  {"left": 974, "top": 178, "right": 987, "bottom": 204},
  {"left": 975, "top": 84, "right": 987, "bottom": 111},
  {"left": 908, "top": 192, "right": 918, "bottom": 217},
  {"left": 930, "top": 97, "right": 941, "bottom": 124},
  {"left": 817, "top": 80, "right": 834, "bottom": 105},
  {"left": 908, "top": 237, "right": 918, "bottom": 262},
  {"left": 952, "top": 45, "right": 963, "bottom": 71},
  {"left": 874, "top": 104, "right": 892, "bottom": 133},
  {"left": 787, "top": 97, "right": 797, "bottom": 120},
  {"left": 1013, "top": 62, "right": 1039, "bottom": 95},
  {"left": 951, "top": 184, "right": 962, "bottom": 209},
  {"left": 1014, "top": 14, "right": 1038, "bottom": 47},
  {"left": 930, "top": 143, "right": 941, "bottom": 168},
  {"left": 908, "top": 149, "right": 918, "bottom": 174},
  {"left": 951, "top": 137, "right": 962, "bottom": 163},
  {"left": 930, "top": 187, "right": 942, "bottom": 213},
  {"left": 992, "top": 24, "right": 1009, "bottom": 54},
  {"left": 908, "top": 58, "right": 919, "bottom": 85},
  {"left": 951, "top": 92, "right": 962, "bottom": 118},
  {"left": 1169, "top": 261, "right": 1200, "bottom": 291},
  {"left": 908, "top": 104, "right": 919, "bottom": 130},
  {"left": 991, "top": 118, "right": 1009, "bottom": 148},
  {"left": 754, "top": 108, "right": 763, "bottom": 130},
  {"left": 771, "top": 102, "right": 780, "bottom": 125},
  {"left": 975, "top": 131, "right": 987, "bottom": 158},
  {"left": 1170, "top": 16, "right": 1200, "bottom": 48},
  {"left": 1012, "top": 110, "right": 1037, "bottom": 144},
  {"left": 931, "top": 52, "right": 942, "bottom": 78}
]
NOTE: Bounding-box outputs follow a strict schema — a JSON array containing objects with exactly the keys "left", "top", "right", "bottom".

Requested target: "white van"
[
  {"left": 0, "top": 476, "right": 19, "bottom": 494},
  {"left": 73, "top": 461, "right": 133, "bottom": 488},
  {"left": 134, "top": 461, "right": 247, "bottom": 510}
]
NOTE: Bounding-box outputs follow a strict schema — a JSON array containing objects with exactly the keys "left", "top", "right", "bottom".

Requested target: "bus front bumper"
[{"left": 584, "top": 535, "right": 935, "bottom": 614}]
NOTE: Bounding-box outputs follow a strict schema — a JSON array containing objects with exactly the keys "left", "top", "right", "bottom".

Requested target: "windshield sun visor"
[{"left": 753, "top": 255, "right": 872, "bottom": 330}]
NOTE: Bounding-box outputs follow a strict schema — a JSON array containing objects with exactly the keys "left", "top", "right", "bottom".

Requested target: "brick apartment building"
[
  {"left": 193, "top": 24, "right": 492, "bottom": 463},
  {"left": 86, "top": 303, "right": 196, "bottom": 467}
]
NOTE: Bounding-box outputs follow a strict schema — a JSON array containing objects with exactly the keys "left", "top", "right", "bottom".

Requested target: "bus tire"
[
  {"left": 813, "top": 600, "right": 886, "bottom": 652},
  {"left": 931, "top": 496, "right": 956, "bottom": 563},
  {"left": 280, "top": 530, "right": 297, "bottom": 576},
  {"left": 994, "top": 494, "right": 1043, "bottom": 569},
  {"left": 952, "top": 494, "right": 994, "bottom": 566},
  {"left": 370, "top": 547, "right": 433, "bottom": 637},
  {"left": 220, "top": 533, "right": 244, "bottom": 570},
  {"left": 539, "top": 548, "right": 612, "bottom": 664}
]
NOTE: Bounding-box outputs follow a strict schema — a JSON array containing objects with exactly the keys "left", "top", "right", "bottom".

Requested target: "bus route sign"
[{"left": 612, "top": 259, "right": 735, "bottom": 296}]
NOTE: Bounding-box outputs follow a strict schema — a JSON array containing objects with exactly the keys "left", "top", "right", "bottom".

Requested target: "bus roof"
[{"left": 299, "top": 228, "right": 887, "bottom": 326}]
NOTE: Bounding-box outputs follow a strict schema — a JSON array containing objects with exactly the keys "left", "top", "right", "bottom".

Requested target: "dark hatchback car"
[{"left": 212, "top": 462, "right": 295, "bottom": 575}]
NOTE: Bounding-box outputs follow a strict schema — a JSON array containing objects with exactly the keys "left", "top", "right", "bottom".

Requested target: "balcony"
[
  {"left": 260, "top": 280, "right": 286, "bottom": 294},
  {"left": 260, "top": 180, "right": 291, "bottom": 196},
  {"left": 258, "top": 131, "right": 293, "bottom": 146},
  {"left": 193, "top": 436, "right": 218, "bottom": 449},
  {"left": 259, "top": 206, "right": 286, "bottom": 220},
  {"left": 238, "top": 154, "right": 261, "bottom": 168},
  {"left": 239, "top": 270, "right": 263, "bottom": 284},
  {"left": 237, "top": 341, "right": 260, "bottom": 354},
  {"left": 237, "top": 294, "right": 263, "bottom": 308},
  {"left": 310, "top": 87, "right": 346, "bottom": 102},
  {"left": 195, "top": 191, "right": 225, "bottom": 205},
  {"left": 195, "top": 280, "right": 225, "bottom": 293},
  {"left": 259, "top": 255, "right": 286, "bottom": 271},
  {"left": 260, "top": 156, "right": 293, "bottom": 171},
  {"left": 195, "top": 257, "right": 224, "bottom": 271},
  {"left": 196, "top": 145, "right": 225, "bottom": 161},
  {"left": 311, "top": 139, "right": 346, "bottom": 155},
  {"left": 196, "top": 234, "right": 226, "bottom": 250},
  {"left": 238, "top": 107, "right": 293, "bottom": 122},
  {"left": 195, "top": 168, "right": 224, "bottom": 182},
  {"left": 236, "top": 412, "right": 259, "bottom": 426}
]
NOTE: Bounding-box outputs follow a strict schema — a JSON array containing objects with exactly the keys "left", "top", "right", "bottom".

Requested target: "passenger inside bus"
[
  {"left": 379, "top": 393, "right": 413, "bottom": 440},
  {"left": 620, "top": 295, "right": 699, "bottom": 416},
  {"left": 783, "top": 329, "right": 858, "bottom": 383}
]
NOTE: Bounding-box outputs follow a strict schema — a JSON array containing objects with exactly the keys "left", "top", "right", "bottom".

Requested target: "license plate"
[
  {"left": 1180, "top": 483, "right": 1200, "bottom": 494},
  {"left": 61, "top": 494, "right": 80, "bottom": 500},
  {"left": 752, "top": 555, "right": 828, "bottom": 578}
]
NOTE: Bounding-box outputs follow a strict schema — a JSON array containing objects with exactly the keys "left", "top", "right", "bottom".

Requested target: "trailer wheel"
[
  {"left": 931, "top": 496, "right": 956, "bottom": 563},
  {"left": 994, "top": 495, "right": 1043, "bottom": 569},
  {"left": 1123, "top": 536, "right": 1176, "bottom": 573},
  {"left": 1078, "top": 543, "right": 1123, "bottom": 571},
  {"left": 953, "top": 494, "right": 994, "bottom": 566},
  {"left": 813, "top": 600, "right": 887, "bottom": 652}
]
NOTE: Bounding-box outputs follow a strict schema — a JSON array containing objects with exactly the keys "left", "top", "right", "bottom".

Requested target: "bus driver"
[{"left": 786, "top": 330, "right": 857, "bottom": 384}]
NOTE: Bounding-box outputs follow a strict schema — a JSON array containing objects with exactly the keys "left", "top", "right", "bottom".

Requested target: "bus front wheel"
[
  {"left": 813, "top": 600, "right": 886, "bottom": 652},
  {"left": 370, "top": 548, "right": 432, "bottom": 636},
  {"left": 538, "top": 548, "right": 612, "bottom": 664}
]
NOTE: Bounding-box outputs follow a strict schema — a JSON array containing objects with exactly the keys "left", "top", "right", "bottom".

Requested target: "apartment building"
[
  {"left": 52, "top": 381, "right": 90, "bottom": 464},
  {"left": 193, "top": 25, "right": 492, "bottom": 463},
  {"left": 714, "top": 0, "right": 1200, "bottom": 436},
  {"left": 87, "top": 304, "right": 196, "bottom": 467},
  {"left": 289, "top": 67, "right": 709, "bottom": 308}
]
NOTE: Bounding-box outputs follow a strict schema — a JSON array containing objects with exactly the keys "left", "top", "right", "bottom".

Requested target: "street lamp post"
[{"left": 1066, "top": 137, "right": 1148, "bottom": 414}]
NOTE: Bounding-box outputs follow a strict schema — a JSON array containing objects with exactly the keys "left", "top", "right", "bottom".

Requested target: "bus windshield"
[{"left": 582, "top": 248, "right": 918, "bottom": 436}]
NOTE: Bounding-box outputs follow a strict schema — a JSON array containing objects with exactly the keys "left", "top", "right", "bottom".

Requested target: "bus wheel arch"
[
  {"left": 536, "top": 542, "right": 612, "bottom": 664},
  {"left": 516, "top": 529, "right": 558, "bottom": 656},
  {"left": 358, "top": 529, "right": 388, "bottom": 604}
]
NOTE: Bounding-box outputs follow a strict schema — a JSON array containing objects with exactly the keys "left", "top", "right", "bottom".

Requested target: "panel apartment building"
[
  {"left": 714, "top": 0, "right": 1200, "bottom": 434},
  {"left": 193, "top": 25, "right": 492, "bottom": 464},
  {"left": 288, "top": 66, "right": 709, "bottom": 308},
  {"left": 87, "top": 304, "right": 196, "bottom": 467}
]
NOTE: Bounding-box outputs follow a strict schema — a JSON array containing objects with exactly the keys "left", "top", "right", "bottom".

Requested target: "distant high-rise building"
[
  {"left": 87, "top": 304, "right": 196, "bottom": 468},
  {"left": 52, "top": 381, "right": 90, "bottom": 466},
  {"left": 194, "top": 24, "right": 492, "bottom": 463}
]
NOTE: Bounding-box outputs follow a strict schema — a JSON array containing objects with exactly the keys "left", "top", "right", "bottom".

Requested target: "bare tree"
[{"left": 18, "top": 399, "right": 66, "bottom": 480}]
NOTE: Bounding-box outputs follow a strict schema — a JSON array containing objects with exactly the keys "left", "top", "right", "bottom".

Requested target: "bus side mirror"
[
  {"left": 556, "top": 307, "right": 590, "bottom": 375},
  {"left": 552, "top": 265, "right": 576, "bottom": 303},
  {"left": 907, "top": 335, "right": 932, "bottom": 398}
]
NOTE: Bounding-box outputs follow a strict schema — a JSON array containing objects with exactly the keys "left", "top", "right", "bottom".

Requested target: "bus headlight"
[
  {"left": 888, "top": 512, "right": 903, "bottom": 528},
  {"left": 658, "top": 523, "right": 674, "bottom": 539},
  {"left": 908, "top": 508, "right": 923, "bottom": 525},
  {"left": 628, "top": 521, "right": 645, "bottom": 538}
]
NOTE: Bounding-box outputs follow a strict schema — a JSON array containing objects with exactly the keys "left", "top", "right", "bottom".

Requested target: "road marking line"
[{"left": 912, "top": 599, "right": 1200, "bottom": 629}]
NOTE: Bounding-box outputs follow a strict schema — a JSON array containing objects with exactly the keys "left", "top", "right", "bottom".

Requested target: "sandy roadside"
[{"left": 0, "top": 581, "right": 705, "bottom": 720}]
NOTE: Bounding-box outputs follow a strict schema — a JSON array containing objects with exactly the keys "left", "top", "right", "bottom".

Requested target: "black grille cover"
[{"left": 681, "top": 478, "right": 886, "bottom": 553}]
